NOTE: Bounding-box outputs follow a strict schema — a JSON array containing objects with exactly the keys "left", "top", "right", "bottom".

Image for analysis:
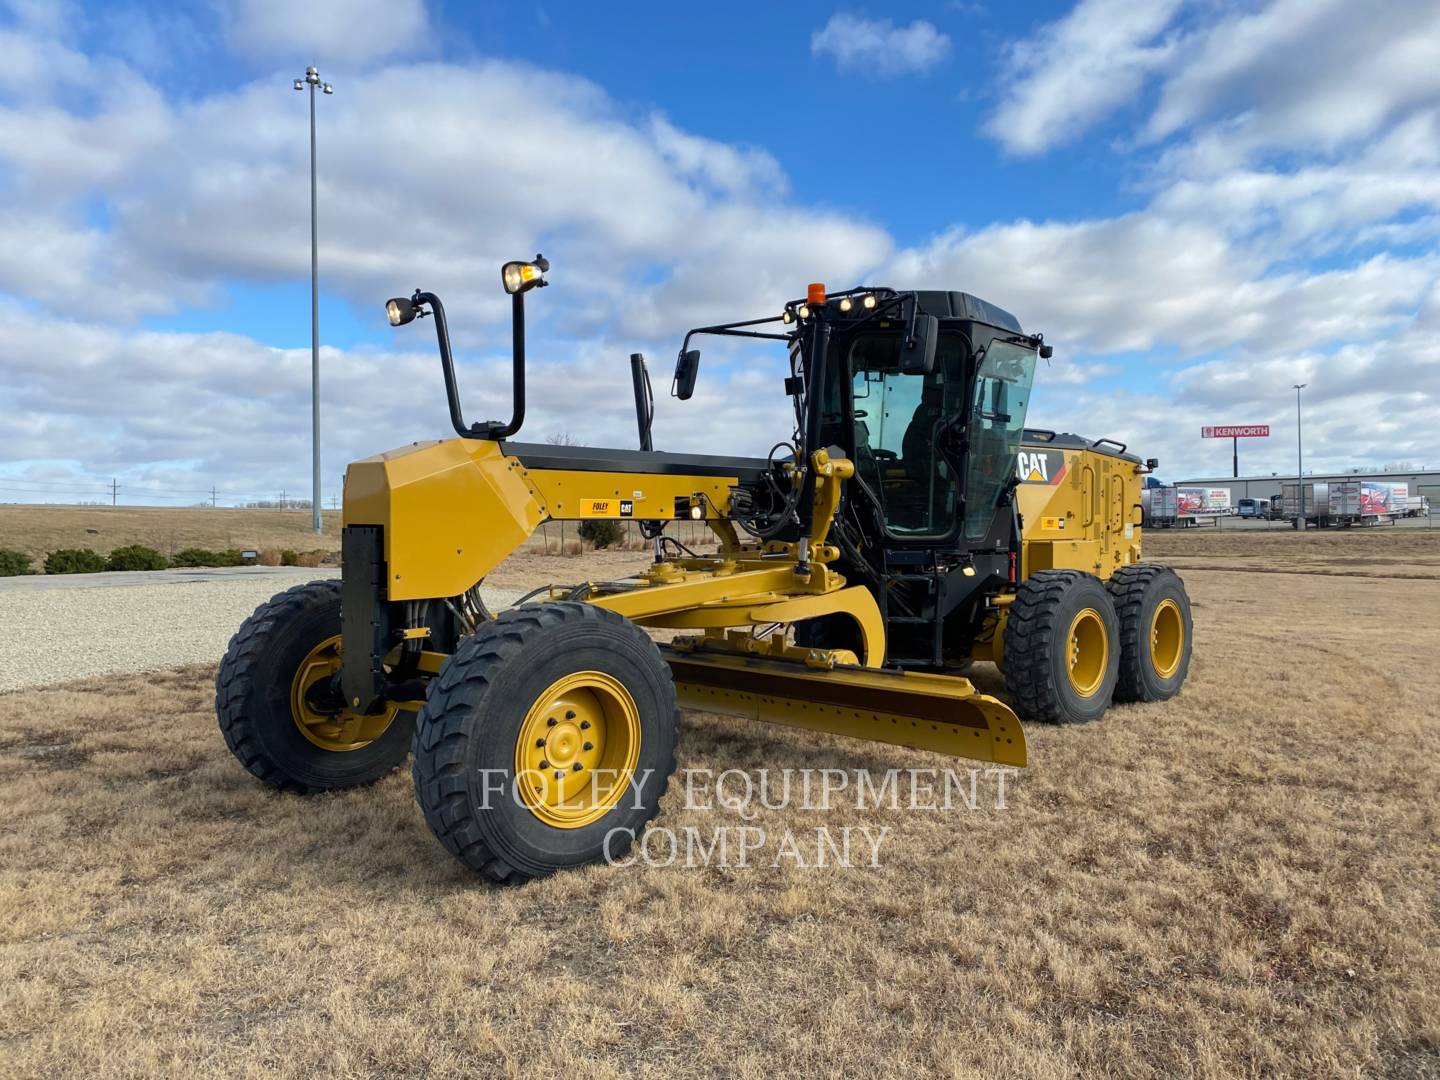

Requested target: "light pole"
[
  {"left": 294, "top": 66, "right": 333, "bottom": 535},
  {"left": 1293, "top": 383, "right": 1307, "bottom": 530}
]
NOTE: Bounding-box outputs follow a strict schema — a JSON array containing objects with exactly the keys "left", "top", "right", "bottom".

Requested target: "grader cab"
[{"left": 216, "top": 258, "right": 1192, "bottom": 882}]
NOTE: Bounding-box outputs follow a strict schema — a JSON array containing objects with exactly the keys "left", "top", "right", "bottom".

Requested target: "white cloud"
[
  {"left": 811, "top": 13, "right": 951, "bottom": 78},
  {"left": 892, "top": 215, "right": 1433, "bottom": 357},
  {"left": 218, "top": 0, "right": 431, "bottom": 65},
  {"left": 0, "top": 52, "right": 889, "bottom": 340},
  {"left": 1145, "top": 0, "right": 1440, "bottom": 155},
  {"left": 984, "top": 0, "right": 1184, "bottom": 155}
]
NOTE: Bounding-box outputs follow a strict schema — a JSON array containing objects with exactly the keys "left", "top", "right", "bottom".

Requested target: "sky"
[{"left": 1, "top": 0, "right": 1438, "bottom": 507}]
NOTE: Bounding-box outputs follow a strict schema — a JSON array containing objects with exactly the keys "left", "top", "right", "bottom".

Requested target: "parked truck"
[
  {"left": 1281, "top": 480, "right": 1402, "bottom": 527},
  {"left": 1146, "top": 484, "right": 1232, "bottom": 528}
]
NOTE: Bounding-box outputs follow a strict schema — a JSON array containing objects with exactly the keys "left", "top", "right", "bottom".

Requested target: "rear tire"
[
  {"left": 215, "top": 580, "right": 415, "bottom": 793},
  {"left": 1107, "top": 563, "right": 1192, "bottom": 703},
  {"left": 411, "top": 603, "right": 679, "bottom": 884},
  {"left": 1002, "top": 570, "right": 1119, "bottom": 724}
]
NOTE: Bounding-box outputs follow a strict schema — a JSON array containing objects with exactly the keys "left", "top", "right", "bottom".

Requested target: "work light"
[
  {"left": 502, "top": 254, "right": 550, "bottom": 295},
  {"left": 839, "top": 297, "right": 853, "bottom": 312},
  {"left": 385, "top": 297, "right": 416, "bottom": 326},
  {"left": 861, "top": 293, "right": 877, "bottom": 309}
]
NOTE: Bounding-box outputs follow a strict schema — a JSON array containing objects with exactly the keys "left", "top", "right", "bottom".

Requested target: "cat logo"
[
  {"left": 619, "top": 500, "right": 634, "bottom": 517},
  {"left": 1016, "top": 449, "right": 1066, "bottom": 486}
]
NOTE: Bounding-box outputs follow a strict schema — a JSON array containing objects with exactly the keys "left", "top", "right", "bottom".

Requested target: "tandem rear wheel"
[
  {"left": 1002, "top": 570, "right": 1120, "bottom": 725},
  {"left": 1106, "top": 563, "right": 1193, "bottom": 703},
  {"left": 411, "top": 602, "right": 680, "bottom": 884}
]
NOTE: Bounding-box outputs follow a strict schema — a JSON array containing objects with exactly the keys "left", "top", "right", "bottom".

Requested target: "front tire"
[
  {"left": 1002, "top": 570, "right": 1120, "bottom": 724},
  {"left": 215, "top": 580, "right": 415, "bottom": 793},
  {"left": 1107, "top": 563, "right": 1192, "bottom": 703},
  {"left": 411, "top": 603, "right": 679, "bottom": 884}
]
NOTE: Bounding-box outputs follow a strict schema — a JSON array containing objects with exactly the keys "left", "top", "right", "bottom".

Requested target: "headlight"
[
  {"left": 385, "top": 297, "right": 416, "bottom": 326},
  {"left": 797, "top": 304, "right": 811, "bottom": 320},
  {"left": 501, "top": 254, "right": 550, "bottom": 295},
  {"left": 861, "top": 293, "right": 877, "bottom": 309},
  {"left": 838, "top": 297, "right": 853, "bottom": 312}
]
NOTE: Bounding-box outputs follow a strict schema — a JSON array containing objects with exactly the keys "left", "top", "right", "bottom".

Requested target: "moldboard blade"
[{"left": 663, "top": 649, "right": 1026, "bottom": 767}]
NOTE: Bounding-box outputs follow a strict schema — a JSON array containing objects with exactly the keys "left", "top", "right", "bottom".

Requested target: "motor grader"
[{"left": 216, "top": 258, "right": 1192, "bottom": 882}]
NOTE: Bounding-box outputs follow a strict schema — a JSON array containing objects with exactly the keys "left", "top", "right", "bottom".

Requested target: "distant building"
[{"left": 1173, "top": 468, "right": 1440, "bottom": 507}]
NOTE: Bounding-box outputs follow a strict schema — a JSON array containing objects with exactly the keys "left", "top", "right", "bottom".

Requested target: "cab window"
[{"left": 848, "top": 332, "right": 967, "bottom": 536}]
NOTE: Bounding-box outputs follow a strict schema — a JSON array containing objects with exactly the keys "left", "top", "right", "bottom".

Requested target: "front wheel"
[
  {"left": 215, "top": 580, "right": 416, "bottom": 793},
  {"left": 411, "top": 602, "right": 679, "bottom": 884}
]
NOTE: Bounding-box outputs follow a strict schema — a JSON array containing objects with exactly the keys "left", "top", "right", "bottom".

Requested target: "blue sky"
[{"left": 1, "top": 0, "right": 1438, "bottom": 506}]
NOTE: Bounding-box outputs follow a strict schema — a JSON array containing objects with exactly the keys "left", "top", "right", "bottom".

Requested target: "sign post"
[{"left": 1201, "top": 424, "right": 1270, "bottom": 478}]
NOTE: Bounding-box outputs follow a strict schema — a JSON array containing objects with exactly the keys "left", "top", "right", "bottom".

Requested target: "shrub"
[
  {"left": 577, "top": 519, "right": 624, "bottom": 549},
  {"left": 0, "top": 548, "right": 32, "bottom": 576},
  {"left": 172, "top": 547, "right": 245, "bottom": 567},
  {"left": 257, "top": 548, "right": 282, "bottom": 566},
  {"left": 297, "top": 550, "right": 327, "bottom": 567},
  {"left": 280, "top": 549, "right": 300, "bottom": 567},
  {"left": 105, "top": 544, "right": 169, "bottom": 572},
  {"left": 172, "top": 548, "right": 216, "bottom": 567},
  {"left": 44, "top": 548, "right": 106, "bottom": 574}
]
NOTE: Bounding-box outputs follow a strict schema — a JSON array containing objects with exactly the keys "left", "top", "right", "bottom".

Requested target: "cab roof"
[{"left": 913, "top": 291, "right": 1022, "bottom": 333}]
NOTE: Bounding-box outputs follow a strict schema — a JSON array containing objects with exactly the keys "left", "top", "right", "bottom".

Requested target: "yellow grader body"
[
  {"left": 344, "top": 436, "right": 1029, "bottom": 767},
  {"left": 216, "top": 269, "right": 1191, "bottom": 882}
]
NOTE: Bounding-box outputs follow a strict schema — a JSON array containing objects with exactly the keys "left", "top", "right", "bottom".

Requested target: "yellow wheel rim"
[
  {"left": 514, "top": 670, "right": 641, "bottom": 830},
  {"left": 1065, "top": 608, "right": 1108, "bottom": 697},
  {"left": 289, "top": 635, "right": 403, "bottom": 752},
  {"left": 1150, "top": 598, "right": 1184, "bottom": 679}
]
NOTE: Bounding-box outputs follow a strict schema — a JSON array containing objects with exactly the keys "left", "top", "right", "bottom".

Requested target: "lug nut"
[
  {"left": 583, "top": 741, "right": 593, "bottom": 751},
  {"left": 554, "top": 770, "right": 564, "bottom": 781},
  {"left": 572, "top": 763, "right": 583, "bottom": 772},
  {"left": 536, "top": 738, "right": 546, "bottom": 748},
  {"left": 565, "top": 710, "right": 576, "bottom": 720},
  {"left": 547, "top": 717, "right": 557, "bottom": 727},
  {"left": 580, "top": 720, "right": 591, "bottom": 730},
  {"left": 539, "top": 759, "right": 549, "bottom": 769}
]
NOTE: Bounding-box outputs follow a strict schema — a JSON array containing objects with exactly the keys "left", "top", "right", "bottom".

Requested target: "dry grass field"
[
  {"left": 2, "top": 529, "right": 1439, "bottom": 1078},
  {"left": 0, "top": 505, "right": 343, "bottom": 563}
]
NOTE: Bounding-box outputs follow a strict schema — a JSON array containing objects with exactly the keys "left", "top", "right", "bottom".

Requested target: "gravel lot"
[{"left": 0, "top": 567, "right": 518, "bottom": 694}]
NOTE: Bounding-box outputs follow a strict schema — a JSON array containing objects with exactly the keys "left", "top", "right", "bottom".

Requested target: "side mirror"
[
  {"left": 901, "top": 314, "right": 938, "bottom": 375},
  {"left": 673, "top": 348, "right": 702, "bottom": 400}
]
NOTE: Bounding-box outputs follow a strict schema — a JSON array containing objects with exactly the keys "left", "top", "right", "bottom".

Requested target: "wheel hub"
[
  {"left": 1149, "top": 598, "right": 1184, "bottom": 679},
  {"left": 1065, "top": 607, "right": 1108, "bottom": 698},
  {"left": 515, "top": 671, "right": 640, "bottom": 828},
  {"left": 289, "top": 635, "right": 402, "bottom": 752}
]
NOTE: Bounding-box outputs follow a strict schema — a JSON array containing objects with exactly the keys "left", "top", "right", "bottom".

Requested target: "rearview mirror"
[
  {"left": 901, "top": 314, "right": 938, "bottom": 375},
  {"left": 673, "top": 348, "right": 702, "bottom": 400}
]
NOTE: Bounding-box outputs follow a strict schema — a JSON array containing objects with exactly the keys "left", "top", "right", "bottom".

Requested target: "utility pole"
[
  {"left": 1293, "top": 383, "right": 1307, "bottom": 530},
  {"left": 1232, "top": 435, "right": 1238, "bottom": 479},
  {"left": 211, "top": 485, "right": 218, "bottom": 508},
  {"left": 294, "top": 66, "right": 333, "bottom": 536},
  {"left": 281, "top": 489, "right": 287, "bottom": 509},
  {"left": 111, "top": 478, "right": 117, "bottom": 507}
]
